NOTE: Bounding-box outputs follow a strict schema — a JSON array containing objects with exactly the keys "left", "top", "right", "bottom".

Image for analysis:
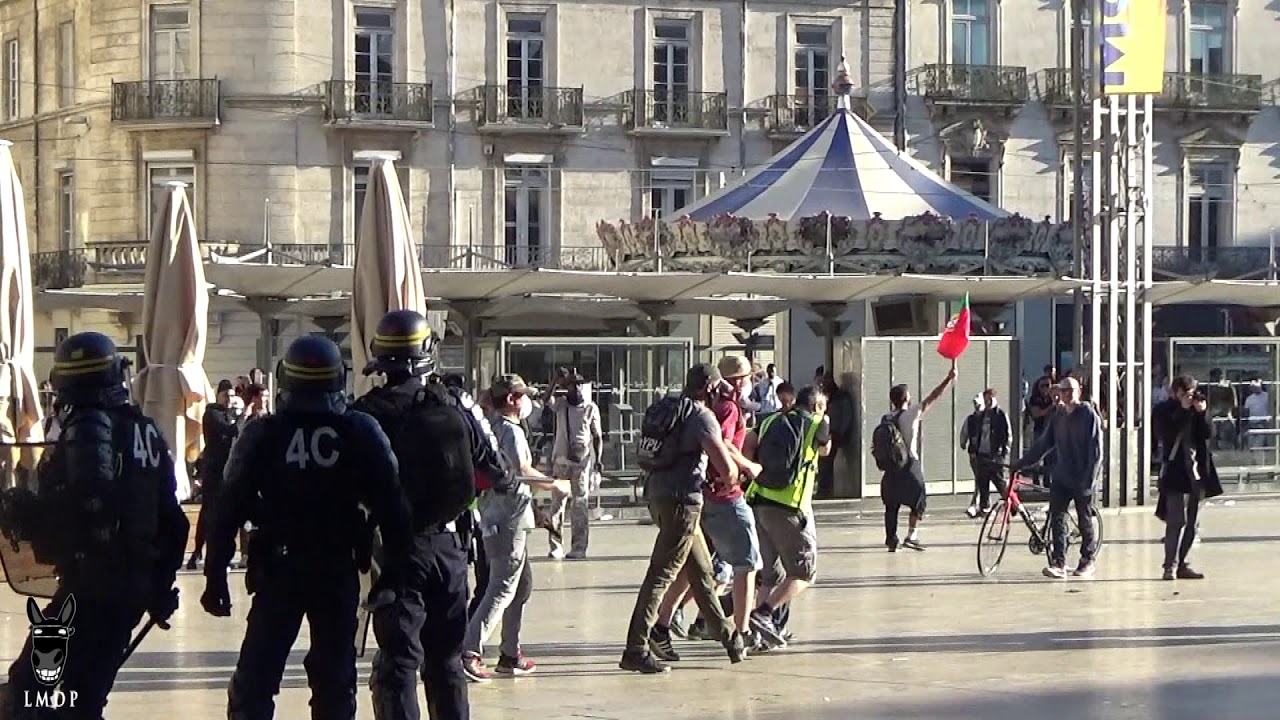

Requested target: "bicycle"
[{"left": 976, "top": 466, "right": 1104, "bottom": 576}]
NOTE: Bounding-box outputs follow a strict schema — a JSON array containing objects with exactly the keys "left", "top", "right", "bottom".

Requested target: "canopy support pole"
[
  {"left": 730, "top": 317, "right": 768, "bottom": 364},
  {"left": 807, "top": 304, "right": 848, "bottom": 378}
]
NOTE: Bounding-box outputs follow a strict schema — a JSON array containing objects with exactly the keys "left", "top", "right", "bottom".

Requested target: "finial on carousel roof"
[{"left": 832, "top": 56, "right": 854, "bottom": 111}]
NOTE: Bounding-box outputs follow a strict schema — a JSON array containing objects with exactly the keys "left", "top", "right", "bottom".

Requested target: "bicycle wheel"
[{"left": 977, "top": 500, "right": 1012, "bottom": 576}]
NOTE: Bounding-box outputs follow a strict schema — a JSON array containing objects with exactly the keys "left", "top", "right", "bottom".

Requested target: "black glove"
[
  {"left": 149, "top": 586, "right": 180, "bottom": 629},
  {"left": 201, "top": 574, "right": 232, "bottom": 617},
  {"left": 363, "top": 573, "right": 398, "bottom": 612}
]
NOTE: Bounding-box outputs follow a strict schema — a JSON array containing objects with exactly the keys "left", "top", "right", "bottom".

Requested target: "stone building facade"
[{"left": 0, "top": 0, "right": 1275, "bottom": 381}]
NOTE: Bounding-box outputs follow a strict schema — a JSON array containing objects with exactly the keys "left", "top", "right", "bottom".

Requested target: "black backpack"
[
  {"left": 871, "top": 411, "right": 911, "bottom": 473},
  {"left": 637, "top": 396, "right": 694, "bottom": 472},
  {"left": 754, "top": 411, "right": 806, "bottom": 490},
  {"left": 386, "top": 385, "right": 476, "bottom": 528}
]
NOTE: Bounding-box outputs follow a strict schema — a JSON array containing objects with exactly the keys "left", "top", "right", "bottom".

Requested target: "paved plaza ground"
[{"left": 2, "top": 498, "right": 1279, "bottom": 719}]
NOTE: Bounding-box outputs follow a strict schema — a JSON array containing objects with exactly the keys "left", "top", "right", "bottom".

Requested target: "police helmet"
[
  {"left": 367, "top": 310, "right": 437, "bottom": 377},
  {"left": 50, "top": 332, "right": 130, "bottom": 406},
  {"left": 277, "top": 336, "right": 347, "bottom": 394}
]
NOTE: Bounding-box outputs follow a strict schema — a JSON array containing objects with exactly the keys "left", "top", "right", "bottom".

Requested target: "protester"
[
  {"left": 547, "top": 371, "right": 602, "bottom": 560},
  {"left": 462, "top": 374, "right": 565, "bottom": 681},
  {"left": 649, "top": 356, "right": 764, "bottom": 660},
  {"left": 620, "top": 364, "right": 746, "bottom": 674},
  {"left": 1153, "top": 375, "right": 1223, "bottom": 581},
  {"left": 752, "top": 364, "right": 785, "bottom": 416},
  {"left": 743, "top": 385, "right": 831, "bottom": 648},
  {"left": 881, "top": 364, "right": 957, "bottom": 551},
  {"left": 815, "top": 373, "right": 853, "bottom": 499},
  {"left": 188, "top": 379, "right": 243, "bottom": 570},
  {"left": 776, "top": 381, "right": 796, "bottom": 412},
  {"left": 1014, "top": 376, "right": 1102, "bottom": 579},
  {"left": 960, "top": 388, "right": 1010, "bottom": 517}
]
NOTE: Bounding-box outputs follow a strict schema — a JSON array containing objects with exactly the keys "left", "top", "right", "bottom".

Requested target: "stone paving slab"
[{"left": 2, "top": 501, "right": 1279, "bottom": 719}]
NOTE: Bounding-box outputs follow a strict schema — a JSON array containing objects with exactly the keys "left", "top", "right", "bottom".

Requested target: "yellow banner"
[{"left": 1100, "top": 0, "right": 1168, "bottom": 95}]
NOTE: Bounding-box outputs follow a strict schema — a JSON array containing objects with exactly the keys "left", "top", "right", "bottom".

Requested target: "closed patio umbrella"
[
  {"left": 133, "top": 182, "right": 214, "bottom": 502},
  {"left": 351, "top": 155, "right": 427, "bottom": 398},
  {"left": 0, "top": 139, "right": 44, "bottom": 487}
]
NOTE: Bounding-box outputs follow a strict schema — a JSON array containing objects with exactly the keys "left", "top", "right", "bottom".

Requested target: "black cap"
[
  {"left": 216, "top": 379, "right": 234, "bottom": 393},
  {"left": 683, "top": 363, "right": 721, "bottom": 396}
]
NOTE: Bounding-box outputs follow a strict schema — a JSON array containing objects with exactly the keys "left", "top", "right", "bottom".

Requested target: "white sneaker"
[
  {"left": 548, "top": 548, "right": 566, "bottom": 560},
  {"left": 965, "top": 505, "right": 979, "bottom": 519},
  {"left": 1042, "top": 565, "right": 1068, "bottom": 579}
]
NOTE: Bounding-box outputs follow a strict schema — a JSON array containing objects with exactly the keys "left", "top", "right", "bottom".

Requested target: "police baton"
[{"left": 121, "top": 619, "right": 158, "bottom": 664}]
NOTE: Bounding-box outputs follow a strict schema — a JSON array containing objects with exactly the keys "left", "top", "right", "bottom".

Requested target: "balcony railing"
[
  {"left": 1158, "top": 71, "right": 1262, "bottom": 112},
  {"left": 111, "top": 79, "right": 221, "bottom": 124},
  {"left": 31, "top": 250, "right": 88, "bottom": 289},
  {"left": 1153, "top": 246, "right": 1278, "bottom": 279},
  {"left": 918, "top": 64, "right": 1029, "bottom": 105},
  {"left": 214, "top": 243, "right": 614, "bottom": 271},
  {"left": 475, "top": 85, "right": 584, "bottom": 127},
  {"left": 324, "top": 80, "right": 433, "bottom": 124},
  {"left": 625, "top": 89, "right": 728, "bottom": 131},
  {"left": 765, "top": 94, "right": 874, "bottom": 134},
  {"left": 1036, "top": 68, "right": 1096, "bottom": 107}
]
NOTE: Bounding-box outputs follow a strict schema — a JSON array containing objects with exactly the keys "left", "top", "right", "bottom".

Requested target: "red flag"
[{"left": 937, "top": 294, "right": 971, "bottom": 360}]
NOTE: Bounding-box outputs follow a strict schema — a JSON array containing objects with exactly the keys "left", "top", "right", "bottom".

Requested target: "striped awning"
[{"left": 679, "top": 101, "right": 1006, "bottom": 222}]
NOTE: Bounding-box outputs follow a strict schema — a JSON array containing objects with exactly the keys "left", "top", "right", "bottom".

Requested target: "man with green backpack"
[{"left": 742, "top": 385, "right": 832, "bottom": 647}]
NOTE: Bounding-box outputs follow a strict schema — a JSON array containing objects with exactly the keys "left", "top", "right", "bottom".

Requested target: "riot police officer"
[
  {"left": 355, "top": 310, "right": 508, "bottom": 720},
  {"left": 1, "top": 332, "right": 189, "bottom": 718},
  {"left": 201, "top": 335, "right": 412, "bottom": 720}
]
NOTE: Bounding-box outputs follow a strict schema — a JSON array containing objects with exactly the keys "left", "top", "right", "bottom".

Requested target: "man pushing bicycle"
[{"left": 1011, "top": 377, "right": 1103, "bottom": 580}]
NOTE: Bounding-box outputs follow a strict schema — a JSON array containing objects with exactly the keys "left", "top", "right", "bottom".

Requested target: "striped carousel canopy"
[{"left": 678, "top": 98, "right": 1008, "bottom": 222}]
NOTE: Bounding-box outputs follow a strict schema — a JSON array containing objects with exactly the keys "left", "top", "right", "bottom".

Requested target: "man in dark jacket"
[
  {"left": 1014, "top": 377, "right": 1102, "bottom": 579},
  {"left": 189, "top": 379, "right": 242, "bottom": 569},
  {"left": 1152, "top": 375, "right": 1223, "bottom": 581},
  {"left": 961, "top": 388, "right": 1010, "bottom": 517}
]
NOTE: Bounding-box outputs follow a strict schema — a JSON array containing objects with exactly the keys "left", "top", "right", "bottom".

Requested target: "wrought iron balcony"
[
  {"left": 1036, "top": 68, "right": 1096, "bottom": 107},
  {"left": 422, "top": 244, "right": 613, "bottom": 271},
  {"left": 918, "top": 64, "right": 1029, "bottom": 107},
  {"left": 111, "top": 79, "right": 220, "bottom": 127},
  {"left": 475, "top": 85, "right": 584, "bottom": 130},
  {"left": 323, "top": 80, "right": 433, "bottom": 125},
  {"left": 765, "top": 94, "right": 874, "bottom": 135},
  {"left": 31, "top": 250, "right": 87, "bottom": 290},
  {"left": 1153, "top": 246, "right": 1276, "bottom": 279},
  {"left": 625, "top": 89, "right": 728, "bottom": 133},
  {"left": 1157, "top": 71, "right": 1262, "bottom": 113}
]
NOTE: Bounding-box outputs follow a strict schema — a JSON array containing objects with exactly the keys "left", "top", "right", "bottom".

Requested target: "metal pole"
[
  {"left": 1122, "top": 93, "right": 1139, "bottom": 506},
  {"left": 893, "top": 0, "right": 908, "bottom": 150},
  {"left": 1089, "top": 95, "right": 1103, "bottom": 421},
  {"left": 1105, "top": 94, "right": 1122, "bottom": 508},
  {"left": 1139, "top": 93, "right": 1154, "bottom": 505},
  {"left": 826, "top": 213, "right": 834, "bottom": 275},
  {"left": 1070, "top": 0, "right": 1086, "bottom": 369}
]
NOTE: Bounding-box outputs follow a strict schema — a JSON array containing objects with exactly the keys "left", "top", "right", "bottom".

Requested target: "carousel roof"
[{"left": 677, "top": 99, "right": 1007, "bottom": 222}]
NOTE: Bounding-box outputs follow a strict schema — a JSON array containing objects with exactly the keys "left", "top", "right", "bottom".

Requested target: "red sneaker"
[
  {"left": 495, "top": 653, "right": 536, "bottom": 676},
  {"left": 461, "top": 654, "right": 491, "bottom": 683}
]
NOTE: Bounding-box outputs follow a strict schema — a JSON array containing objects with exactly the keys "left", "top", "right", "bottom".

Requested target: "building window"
[
  {"left": 951, "top": 0, "right": 990, "bottom": 66},
  {"left": 149, "top": 4, "right": 191, "bottom": 81},
  {"left": 58, "top": 171, "right": 74, "bottom": 251},
  {"left": 504, "top": 166, "right": 548, "bottom": 267},
  {"left": 949, "top": 157, "right": 993, "bottom": 203},
  {"left": 147, "top": 164, "right": 195, "bottom": 234},
  {"left": 352, "top": 163, "right": 371, "bottom": 240},
  {"left": 354, "top": 7, "right": 394, "bottom": 114},
  {"left": 794, "top": 26, "right": 830, "bottom": 128},
  {"left": 1189, "top": 2, "right": 1226, "bottom": 75},
  {"left": 652, "top": 20, "right": 691, "bottom": 124},
  {"left": 1071, "top": 10, "right": 1093, "bottom": 71},
  {"left": 1187, "top": 161, "right": 1230, "bottom": 263},
  {"left": 505, "top": 14, "right": 545, "bottom": 120},
  {"left": 58, "top": 22, "right": 74, "bottom": 107},
  {"left": 647, "top": 170, "right": 695, "bottom": 220},
  {"left": 5, "top": 39, "right": 18, "bottom": 120}
]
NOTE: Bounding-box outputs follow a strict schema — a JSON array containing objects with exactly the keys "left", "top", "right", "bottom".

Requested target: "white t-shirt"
[
  {"left": 896, "top": 405, "right": 924, "bottom": 461},
  {"left": 1244, "top": 391, "right": 1270, "bottom": 421}
]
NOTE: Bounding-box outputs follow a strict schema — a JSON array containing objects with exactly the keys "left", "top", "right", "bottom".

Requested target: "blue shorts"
[{"left": 701, "top": 495, "right": 764, "bottom": 572}]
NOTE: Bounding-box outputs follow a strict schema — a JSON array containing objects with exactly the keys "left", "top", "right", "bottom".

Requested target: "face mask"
[{"left": 518, "top": 394, "right": 533, "bottom": 421}]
